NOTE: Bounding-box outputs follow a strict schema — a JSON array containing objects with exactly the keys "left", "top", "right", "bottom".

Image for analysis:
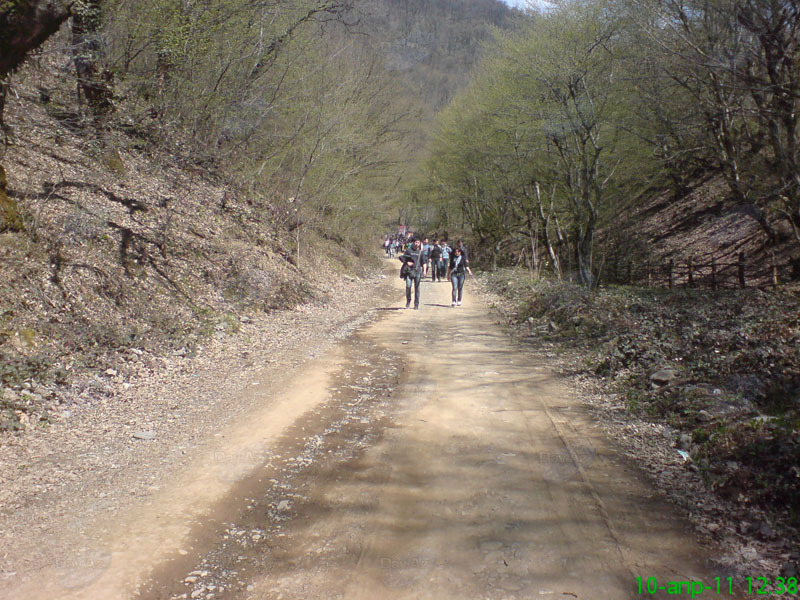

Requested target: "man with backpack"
[{"left": 399, "top": 238, "right": 424, "bottom": 309}]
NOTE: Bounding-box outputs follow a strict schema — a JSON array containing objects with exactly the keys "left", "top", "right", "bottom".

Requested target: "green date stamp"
[{"left": 635, "top": 576, "right": 798, "bottom": 597}]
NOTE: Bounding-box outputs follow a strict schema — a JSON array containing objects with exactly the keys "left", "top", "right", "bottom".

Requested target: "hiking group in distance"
[{"left": 384, "top": 235, "right": 473, "bottom": 310}]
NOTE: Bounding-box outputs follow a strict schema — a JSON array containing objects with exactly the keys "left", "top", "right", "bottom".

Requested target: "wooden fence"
[{"left": 603, "top": 251, "right": 781, "bottom": 290}]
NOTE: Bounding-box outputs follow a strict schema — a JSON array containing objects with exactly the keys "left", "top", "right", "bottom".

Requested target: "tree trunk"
[
  {"left": 0, "top": 0, "right": 73, "bottom": 128},
  {"left": 739, "top": 202, "right": 778, "bottom": 245},
  {"left": 575, "top": 237, "right": 593, "bottom": 287},
  {"left": 0, "top": 1, "right": 72, "bottom": 78},
  {"left": 528, "top": 214, "right": 538, "bottom": 276},
  {"left": 539, "top": 209, "right": 560, "bottom": 278},
  {"left": 573, "top": 217, "right": 595, "bottom": 287},
  {"left": 0, "top": 78, "right": 6, "bottom": 135}
]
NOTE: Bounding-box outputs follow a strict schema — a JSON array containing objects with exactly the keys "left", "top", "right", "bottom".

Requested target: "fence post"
[
  {"left": 711, "top": 256, "right": 717, "bottom": 290},
  {"left": 738, "top": 252, "right": 746, "bottom": 288},
  {"left": 627, "top": 261, "right": 632, "bottom": 285},
  {"left": 687, "top": 255, "right": 694, "bottom": 288},
  {"left": 668, "top": 259, "right": 674, "bottom": 289},
  {"left": 647, "top": 261, "right": 652, "bottom": 287}
]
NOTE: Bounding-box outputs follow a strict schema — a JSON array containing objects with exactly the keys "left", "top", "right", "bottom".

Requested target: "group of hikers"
[
  {"left": 391, "top": 237, "right": 473, "bottom": 310},
  {"left": 382, "top": 236, "right": 405, "bottom": 258}
]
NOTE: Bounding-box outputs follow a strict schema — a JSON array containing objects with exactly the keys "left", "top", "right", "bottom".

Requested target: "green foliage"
[
  {"left": 423, "top": 0, "right": 800, "bottom": 279},
  {"left": 426, "top": 0, "right": 657, "bottom": 282},
  {"left": 245, "top": 37, "right": 421, "bottom": 245},
  {"left": 96, "top": 0, "right": 437, "bottom": 245},
  {"left": 102, "top": 149, "right": 125, "bottom": 175},
  {"left": 0, "top": 188, "right": 23, "bottom": 232},
  {"left": 0, "top": 352, "right": 51, "bottom": 387}
]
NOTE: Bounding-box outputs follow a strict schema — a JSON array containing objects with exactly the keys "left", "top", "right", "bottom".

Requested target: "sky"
[{"left": 501, "top": 0, "right": 539, "bottom": 9}]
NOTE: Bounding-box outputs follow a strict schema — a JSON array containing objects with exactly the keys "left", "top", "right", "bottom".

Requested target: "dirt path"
[{"left": 5, "top": 265, "right": 742, "bottom": 600}]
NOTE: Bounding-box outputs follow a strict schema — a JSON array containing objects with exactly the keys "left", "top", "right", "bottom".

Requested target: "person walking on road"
[
  {"left": 399, "top": 238, "right": 424, "bottom": 309},
  {"left": 448, "top": 246, "right": 472, "bottom": 306},
  {"left": 421, "top": 238, "right": 432, "bottom": 279},
  {"left": 440, "top": 242, "right": 450, "bottom": 282},
  {"left": 430, "top": 240, "right": 443, "bottom": 282},
  {"left": 456, "top": 239, "right": 470, "bottom": 266}
]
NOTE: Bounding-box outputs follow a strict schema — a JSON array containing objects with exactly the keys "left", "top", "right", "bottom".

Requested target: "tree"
[
  {"left": 1, "top": 0, "right": 117, "bottom": 125},
  {"left": 243, "top": 30, "right": 422, "bottom": 255},
  {"left": 629, "top": 0, "right": 800, "bottom": 244},
  {"left": 0, "top": 0, "right": 73, "bottom": 131},
  {"left": 0, "top": 0, "right": 72, "bottom": 77},
  {"left": 517, "top": 1, "right": 621, "bottom": 286},
  {"left": 737, "top": 0, "right": 800, "bottom": 243},
  {"left": 71, "top": 0, "right": 114, "bottom": 115},
  {"left": 428, "top": 0, "right": 641, "bottom": 285}
]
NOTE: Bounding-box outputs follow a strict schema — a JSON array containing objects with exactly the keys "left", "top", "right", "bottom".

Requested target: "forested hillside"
[
  {"left": 421, "top": 0, "right": 800, "bottom": 287},
  {"left": 0, "top": 0, "right": 509, "bottom": 430},
  {"left": 358, "top": 0, "right": 513, "bottom": 110}
]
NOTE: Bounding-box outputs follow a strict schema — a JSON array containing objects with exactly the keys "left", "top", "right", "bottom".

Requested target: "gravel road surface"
[{"left": 3, "top": 265, "right": 740, "bottom": 600}]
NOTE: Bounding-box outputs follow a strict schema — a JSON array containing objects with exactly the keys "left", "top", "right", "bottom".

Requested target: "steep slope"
[
  {"left": 0, "top": 48, "right": 368, "bottom": 431},
  {"left": 356, "top": 0, "right": 514, "bottom": 111},
  {"left": 604, "top": 175, "right": 800, "bottom": 289}
]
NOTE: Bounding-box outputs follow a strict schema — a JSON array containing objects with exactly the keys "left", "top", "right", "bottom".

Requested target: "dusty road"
[{"left": 5, "top": 266, "right": 739, "bottom": 600}]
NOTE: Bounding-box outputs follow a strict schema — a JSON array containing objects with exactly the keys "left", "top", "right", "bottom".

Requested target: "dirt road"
[{"left": 5, "top": 266, "right": 738, "bottom": 600}]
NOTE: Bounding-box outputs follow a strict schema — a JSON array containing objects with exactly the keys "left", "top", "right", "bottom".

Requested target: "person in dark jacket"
[
  {"left": 399, "top": 238, "right": 424, "bottom": 309},
  {"left": 429, "top": 240, "right": 443, "bottom": 282},
  {"left": 448, "top": 246, "right": 472, "bottom": 306},
  {"left": 456, "top": 239, "right": 470, "bottom": 266}
]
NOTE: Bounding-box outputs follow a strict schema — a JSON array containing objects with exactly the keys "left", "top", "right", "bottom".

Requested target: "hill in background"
[{"left": 358, "top": 0, "right": 513, "bottom": 111}]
